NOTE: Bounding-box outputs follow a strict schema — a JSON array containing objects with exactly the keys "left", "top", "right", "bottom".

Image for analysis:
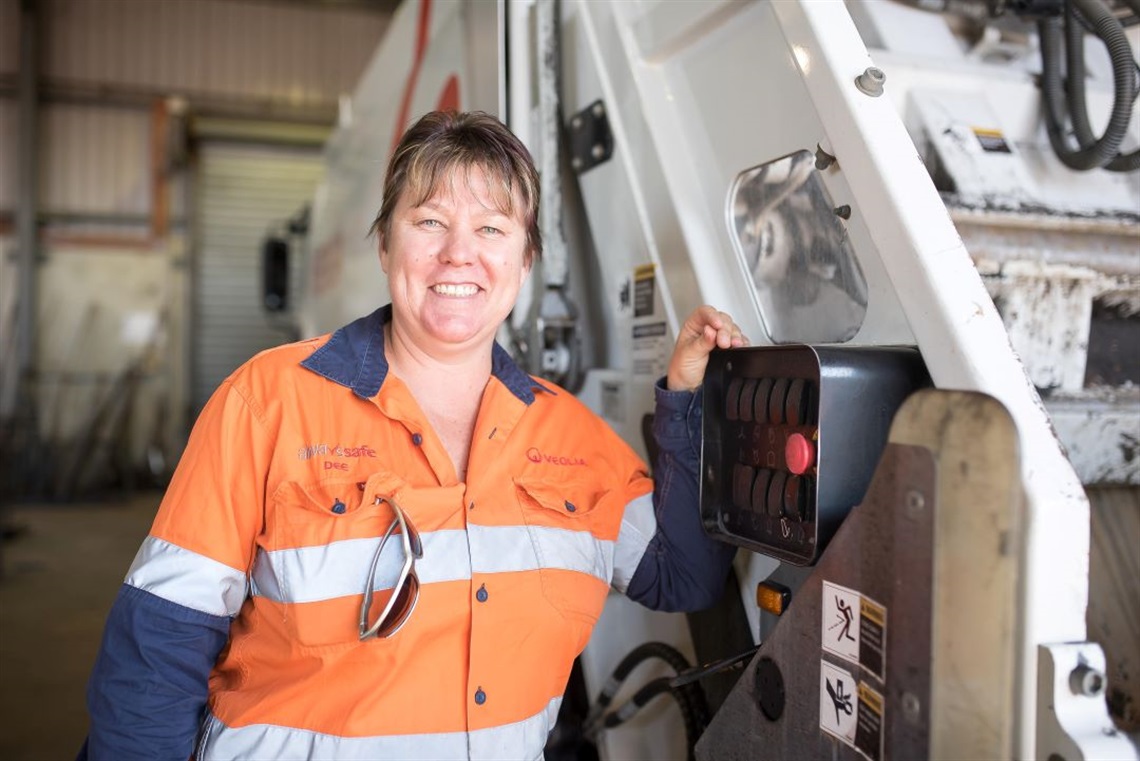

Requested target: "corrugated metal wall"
[
  {"left": 45, "top": 0, "right": 384, "bottom": 106},
  {"left": 0, "top": 0, "right": 391, "bottom": 497},
  {"left": 192, "top": 142, "right": 324, "bottom": 412},
  {"left": 43, "top": 105, "right": 152, "bottom": 215},
  {"left": 28, "top": 0, "right": 386, "bottom": 218}
]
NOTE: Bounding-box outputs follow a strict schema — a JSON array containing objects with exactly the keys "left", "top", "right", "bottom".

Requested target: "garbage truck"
[{"left": 268, "top": 0, "right": 1140, "bottom": 757}]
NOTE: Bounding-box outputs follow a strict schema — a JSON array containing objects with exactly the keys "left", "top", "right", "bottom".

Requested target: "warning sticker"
[
  {"left": 632, "top": 321, "right": 668, "bottom": 378},
  {"left": 822, "top": 581, "right": 861, "bottom": 663},
  {"left": 855, "top": 681, "right": 885, "bottom": 761},
  {"left": 822, "top": 581, "right": 888, "bottom": 681},
  {"left": 973, "top": 127, "right": 1012, "bottom": 154},
  {"left": 633, "top": 264, "right": 656, "bottom": 317},
  {"left": 819, "top": 660, "right": 858, "bottom": 746},
  {"left": 859, "top": 595, "right": 887, "bottom": 681}
]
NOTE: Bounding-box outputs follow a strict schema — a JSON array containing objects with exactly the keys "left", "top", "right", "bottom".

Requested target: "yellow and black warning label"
[
  {"left": 633, "top": 264, "right": 656, "bottom": 318},
  {"left": 972, "top": 126, "right": 1012, "bottom": 154},
  {"left": 855, "top": 681, "right": 884, "bottom": 761},
  {"left": 859, "top": 595, "right": 887, "bottom": 681}
]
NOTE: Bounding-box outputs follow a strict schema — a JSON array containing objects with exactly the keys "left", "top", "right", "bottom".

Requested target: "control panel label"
[{"left": 819, "top": 660, "right": 858, "bottom": 746}]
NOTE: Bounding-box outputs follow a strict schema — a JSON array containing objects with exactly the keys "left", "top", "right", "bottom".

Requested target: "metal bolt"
[
  {"left": 726, "top": 361, "right": 733, "bottom": 372},
  {"left": 592, "top": 102, "right": 605, "bottom": 117},
  {"left": 1069, "top": 665, "right": 1106, "bottom": 697},
  {"left": 571, "top": 157, "right": 583, "bottom": 170},
  {"left": 592, "top": 143, "right": 605, "bottom": 159},
  {"left": 902, "top": 691, "right": 921, "bottom": 724},
  {"left": 833, "top": 205, "right": 851, "bottom": 220},
  {"left": 855, "top": 66, "right": 886, "bottom": 97},
  {"left": 571, "top": 116, "right": 582, "bottom": 130},
  {"left": 905, "top": 490, "right": 925, "bottom": 519},
  {"left": 814, "top": 144, "right": 836, "bottom": 170}
]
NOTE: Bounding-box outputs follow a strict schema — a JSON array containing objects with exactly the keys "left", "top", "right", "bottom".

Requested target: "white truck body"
[{"left": 291, "top": 1, "right": 1140, "bottom": 757}]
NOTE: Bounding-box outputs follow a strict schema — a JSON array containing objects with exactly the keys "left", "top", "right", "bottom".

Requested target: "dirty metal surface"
[{"left": 695, "top": 443, "right": 935, "bottom": 761}]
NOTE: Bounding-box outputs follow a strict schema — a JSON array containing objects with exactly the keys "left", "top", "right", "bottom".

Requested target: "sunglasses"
[{"left": 359, "top": 497, "right": 424, "bottom": 640}]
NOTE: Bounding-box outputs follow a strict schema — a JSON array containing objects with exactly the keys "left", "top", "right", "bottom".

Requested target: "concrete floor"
[{"left": 0, "top": 491, "right": 159, "bottom": 761}]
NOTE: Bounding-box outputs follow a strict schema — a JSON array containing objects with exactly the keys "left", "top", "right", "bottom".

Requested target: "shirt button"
[
  {"left": 474, "top": 688, "right": 486, "bottom": 705},
  {"left": 411, "top": 433, "right": 423, "bottom": 446},
  {"left": 331, "top": 500, "right": 346, "bottom": 514},
  {"left": 564, "top": 501, "right": 576, "bottom": 513},
  {"left": 476, "top": 584, "right": 488, "bottom": 603}
]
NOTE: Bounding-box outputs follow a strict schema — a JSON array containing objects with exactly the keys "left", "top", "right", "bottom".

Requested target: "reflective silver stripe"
[
  {"left": 125, "top": 536, "right": 247, "bottom": 617},
  {"left": 252, "top": 530, "right": 473, "bottom": 604},
  {"left": 468, "top": 524, "right": 613, "bottom": 585},
  {"left": 250, "top": 523, "right": 614, "bottom": 606},
  {"left": 469, "top": 696, "right": 561, "bottom": 760},
  {"left": 611, "top": 492, "right": 657, "bottom": 593},
  {"left": 522, "top": 524, "right": 613, "bottom": 583},
  {"left": 199, "top": 698, "right": 561, "bottom": 761},
  {"left": 467, "top": 524, "right": 540, "bottom": 574}
]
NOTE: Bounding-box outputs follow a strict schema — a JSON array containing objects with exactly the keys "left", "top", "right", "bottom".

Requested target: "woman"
[{"left": 83, "top": 111, "right": 747, "bottom": 760}]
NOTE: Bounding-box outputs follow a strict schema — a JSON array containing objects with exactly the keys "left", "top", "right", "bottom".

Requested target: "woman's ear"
[{"left": 379, "top": 235, "right": 389, "bottom": 274}]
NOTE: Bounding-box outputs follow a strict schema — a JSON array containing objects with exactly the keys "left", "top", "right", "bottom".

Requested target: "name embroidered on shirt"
[
  {"left": 298, "top": 444, "right": 378, "bottom": 460},
  {"left": 526, "top": 447, "right": 587, "bottom": 466}
]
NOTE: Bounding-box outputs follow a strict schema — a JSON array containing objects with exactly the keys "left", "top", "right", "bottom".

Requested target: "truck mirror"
[{"left": 262, "top": 236, "right": 289, "bottom": 312}]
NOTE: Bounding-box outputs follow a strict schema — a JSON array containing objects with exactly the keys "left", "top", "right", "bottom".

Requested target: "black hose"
[
  {"left": 600, "top": 677, "right": 705, "bottom": 761},
  {"left": 1039, "top": 0, "right": 1138, "bottom": 171},
  {"left": 587, "top": 641, "right": 695, "bottom": 718},
  {"left": 1064, "top": 0, "right": 1140, "bottom": 170},
  {"left": 584, "top": 642, "right": 710, "bottom": 761}
]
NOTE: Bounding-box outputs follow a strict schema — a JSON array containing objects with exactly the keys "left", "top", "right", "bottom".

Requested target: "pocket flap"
[
  {"left": 274, "top": 471, "right": 408, "bottom": 518},
  {"left": 514, "top": 477, "right": 605, "bottom": 517}
]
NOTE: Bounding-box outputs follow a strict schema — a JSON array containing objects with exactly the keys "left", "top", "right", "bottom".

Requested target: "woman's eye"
[
  {"left": 419, "top": 218, "right": 442, "bottom": 228},
  {"left": 481, "top": 226, "right": 502, "bottom": 235}
]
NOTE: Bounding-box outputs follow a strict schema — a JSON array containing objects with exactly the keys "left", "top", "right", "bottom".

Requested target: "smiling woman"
[{"left": 82, "top": 110, "right": 749, "bottom": 761}]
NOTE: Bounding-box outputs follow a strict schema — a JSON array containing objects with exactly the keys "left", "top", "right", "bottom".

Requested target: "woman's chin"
[{"left": 420, "top": 318, "right": 488, "bottom": 348}]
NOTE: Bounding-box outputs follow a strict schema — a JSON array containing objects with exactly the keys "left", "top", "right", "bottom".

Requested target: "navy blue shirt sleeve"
[
  {"left": 83, "top": 584, "right": 231, "bottom": 761},
  {"left": 625, "top": 380, "right": 737, "bottom": 612}
]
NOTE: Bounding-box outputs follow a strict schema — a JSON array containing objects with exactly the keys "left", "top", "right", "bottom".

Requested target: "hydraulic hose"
[
  {"left": 584, "top": 642, "right": 710, "bottom": 761},
  {"left": 1038, "top": 0, "right": 1137, "bottom": 171},
  {"left": 599, "top": 677, "right": 704, "bottom": 761},
  {"left": 1065, "top": 0, "right": 1140, "bottom": 170}
]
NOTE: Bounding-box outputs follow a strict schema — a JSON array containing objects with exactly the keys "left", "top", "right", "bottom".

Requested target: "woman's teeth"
[{"left": 433, "top": 283, "right": 479, "bottom": 297}]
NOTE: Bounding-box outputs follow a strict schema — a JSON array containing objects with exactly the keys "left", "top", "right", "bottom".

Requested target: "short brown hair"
[{"left": 371, "top": 111, "right": 542, "bottom": 267}]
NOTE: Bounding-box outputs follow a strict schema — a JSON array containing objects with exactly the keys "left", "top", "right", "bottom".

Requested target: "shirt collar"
[{"left": 300, "top": 304, "right": 548, "bottom": 404}]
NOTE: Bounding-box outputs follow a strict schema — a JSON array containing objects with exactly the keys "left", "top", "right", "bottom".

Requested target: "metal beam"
[
  {"left": 16, "top": 0, "right": 39, "bottom": 383},
  {"left": 0, "top": 75, "right": 339, "bottom": 126}
]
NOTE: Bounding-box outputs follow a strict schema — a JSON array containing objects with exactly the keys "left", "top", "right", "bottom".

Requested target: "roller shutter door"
[{"left": 192, "top": 142, "right": 323, "bottom": 413}]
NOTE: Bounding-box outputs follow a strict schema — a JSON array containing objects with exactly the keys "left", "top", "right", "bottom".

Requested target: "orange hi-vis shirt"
[{"left": 115, "top": 306, "right": 708, "bottom": 760}]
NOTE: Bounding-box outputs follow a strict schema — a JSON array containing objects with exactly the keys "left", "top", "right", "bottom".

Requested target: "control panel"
[{"left": 701, "top": 346, "right": 928, "bottom": 565}]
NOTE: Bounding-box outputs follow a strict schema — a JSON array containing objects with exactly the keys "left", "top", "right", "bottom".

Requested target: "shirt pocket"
[
  {"left": 262, "top": 473, "right": 406, "bottom": 649},
  {"left": 514, "top": 477, "right": 614, "bottom": 625}
]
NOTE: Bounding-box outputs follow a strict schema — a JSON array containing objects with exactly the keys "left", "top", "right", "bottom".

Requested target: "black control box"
[{"left": 701, "top": 346, "right": 928, "bottom": 565}]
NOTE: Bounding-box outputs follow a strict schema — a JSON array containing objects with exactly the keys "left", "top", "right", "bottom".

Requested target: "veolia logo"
[{"left": 526, "top": 447, "right": 587, "bottom": 467}]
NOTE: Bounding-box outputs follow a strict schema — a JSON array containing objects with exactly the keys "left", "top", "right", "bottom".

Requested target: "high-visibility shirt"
[{"left": 84, "top": 306, "right": 736, "bottom": 761}]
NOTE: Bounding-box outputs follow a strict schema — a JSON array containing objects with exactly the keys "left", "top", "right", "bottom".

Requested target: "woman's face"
[{"left": 381, "top": 165, "right": 530, "bottom": 355}]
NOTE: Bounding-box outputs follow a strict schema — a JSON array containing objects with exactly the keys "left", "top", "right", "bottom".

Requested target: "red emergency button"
[{"left": 785, "top": 433, "right": 815, "bottom": 475}]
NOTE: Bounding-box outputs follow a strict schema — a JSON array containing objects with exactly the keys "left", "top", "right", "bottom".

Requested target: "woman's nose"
[{"left": 440, "top": 228, "right": 476, "bottom": 265}]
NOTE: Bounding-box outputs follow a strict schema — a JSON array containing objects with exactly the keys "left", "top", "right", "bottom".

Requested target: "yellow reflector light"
[{"left": 756, "top": 581, "right": 791, "bottom": 616}]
